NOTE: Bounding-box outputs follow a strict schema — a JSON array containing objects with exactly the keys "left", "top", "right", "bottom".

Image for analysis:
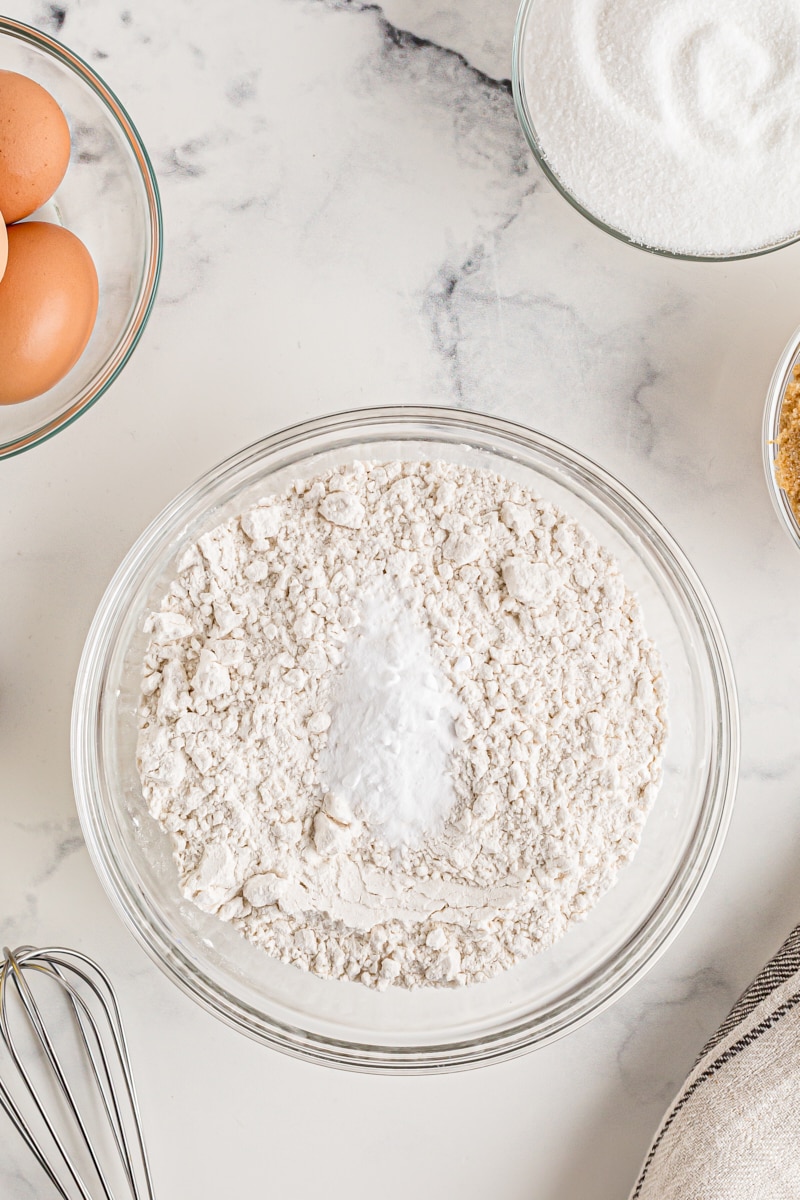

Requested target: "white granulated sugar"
[
  {"left": 524, "top": 0, "right": 800, "bottom": 256},
  {"left": 137, "top": 461, "right": 667, "bottom": 990},
  {"left": 318, "top": 587, "right": 459, "bottom": 848}
]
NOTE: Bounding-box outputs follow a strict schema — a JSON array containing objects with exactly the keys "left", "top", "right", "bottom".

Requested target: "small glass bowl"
[
  {"left": 0, "top": 17, "right": 162, "bottom": 460},
  {"left": 511, "top": 0, "right": 800, "bottom": 263},
  {"left": 72, "top": 407, "right": 739, "bottom": 1073},
  {"left": 763, "top": 325, "right": 800, "bottom": 552}
]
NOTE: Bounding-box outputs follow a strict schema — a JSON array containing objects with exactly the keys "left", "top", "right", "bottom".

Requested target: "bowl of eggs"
[{"left": 0, "top": 17, "right": 162, "bottom": 460}]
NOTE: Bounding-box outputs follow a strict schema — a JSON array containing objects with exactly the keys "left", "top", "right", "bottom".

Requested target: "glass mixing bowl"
[
  {"left": 0, "top": 17, "right": 162, "bottom": 459},
  {"left": 763, "top": 324, "right": 800, "bottom": 553},
  {"left": 511, "top": 0, "right": 800, "bottom": 263},
  {"left": 72, "top": 408, "right": 739, "bottom": 1073}
]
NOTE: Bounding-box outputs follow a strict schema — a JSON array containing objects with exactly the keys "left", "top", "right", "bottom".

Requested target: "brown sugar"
[{"left": 776, "top": 363, "right": 800, "bottom": 524}]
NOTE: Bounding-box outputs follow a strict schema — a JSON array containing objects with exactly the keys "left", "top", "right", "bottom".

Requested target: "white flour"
[
  {"left": 137, "top": 461, "right": 667, "bottom": 989},
  {"left": 523, "top": 0, "right": 800, "bottom": 255}
]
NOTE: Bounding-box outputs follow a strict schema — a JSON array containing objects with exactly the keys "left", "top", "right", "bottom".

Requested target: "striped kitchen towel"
[{"left": 630, "top": 924, "right": 800, "bottom": 1199}]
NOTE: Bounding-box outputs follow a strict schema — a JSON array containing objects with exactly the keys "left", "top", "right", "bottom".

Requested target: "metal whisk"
[{"left": 0, "top": 945, "right": 154, "bottom": 1199}]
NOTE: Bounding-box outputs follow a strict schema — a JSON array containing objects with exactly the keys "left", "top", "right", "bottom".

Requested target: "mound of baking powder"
[
  {"left": 319, "top": 586, "right": 460, "bottom": 848},
  {"left": 137, "top": 461, "right": 667, "bottom": 989}
]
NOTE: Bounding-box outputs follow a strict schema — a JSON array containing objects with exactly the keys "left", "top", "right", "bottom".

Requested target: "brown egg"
[
  {"left": 0, "top": 222, "right": 98, "bottom": 405},
  {"left": 0, "top": 71, "right": 71, "bottom": 224},
  {"left": 0, "top": 214, "right": 6, "bottom": 283}
]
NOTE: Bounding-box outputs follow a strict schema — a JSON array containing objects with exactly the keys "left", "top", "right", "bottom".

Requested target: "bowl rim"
[
  {"left": 762, "top": 325, "right": 800, "bottom": 552},
  {"left": 510, "top": 0, "right": 800, "bottom": 264},
  {"left": 0, "top": 16, "right": 163, "bottom": 460},
  {"left": 72, "top": 405, "right": 740, "bottom": 1073}
]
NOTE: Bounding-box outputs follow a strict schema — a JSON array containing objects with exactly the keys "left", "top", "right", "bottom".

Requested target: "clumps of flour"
[{"left": 136, "top": 460, "right": 667, "bottom": 990}]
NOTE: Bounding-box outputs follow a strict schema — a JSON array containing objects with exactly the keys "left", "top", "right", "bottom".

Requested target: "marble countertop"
[{"left": 2, "top": 0, "right": 800, "bottom": 1196}]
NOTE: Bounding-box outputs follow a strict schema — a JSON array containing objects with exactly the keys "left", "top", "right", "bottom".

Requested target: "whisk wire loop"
[
  {"left": 4, "top": 953, "right": 101, "bottom": 1199},
  {"left": 41, "top": 953, "right": 145, "bottom": 1197},
  {"left": 0, "top": 945, "right": 155, "bottom": 1200}
]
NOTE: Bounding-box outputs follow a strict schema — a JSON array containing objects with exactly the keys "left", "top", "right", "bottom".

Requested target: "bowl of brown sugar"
[{"left": 764, "top": 327, "right": 800, "bottom": 553}]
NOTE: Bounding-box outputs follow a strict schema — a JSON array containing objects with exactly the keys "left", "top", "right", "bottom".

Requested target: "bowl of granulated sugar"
[
  {"left": 513, "top": 0, "right": 800, "bottom": 260},
  {"left": 72, "top": 407, "right": 738, "bottom": 1072}
]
